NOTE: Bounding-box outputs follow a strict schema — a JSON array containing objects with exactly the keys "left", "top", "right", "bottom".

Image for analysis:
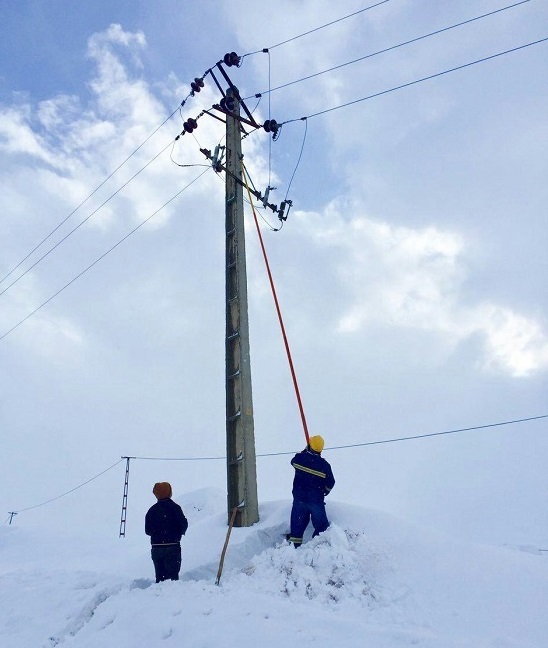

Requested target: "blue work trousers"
[
  {"left": 289, "top": 498, "right": 329, "bottom": 546},
  {"left": 151, "top": 544, "right": 181, "bottom": 582}
]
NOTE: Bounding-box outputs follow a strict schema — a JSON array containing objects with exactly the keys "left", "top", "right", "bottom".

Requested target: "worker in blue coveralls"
[{"left": 288, "top": 435, "right": 335, "bottom": 547}]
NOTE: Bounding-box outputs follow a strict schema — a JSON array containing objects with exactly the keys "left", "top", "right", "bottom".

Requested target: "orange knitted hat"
[{"left": 153, "top": 482, "right": 172, "bottom": 500}]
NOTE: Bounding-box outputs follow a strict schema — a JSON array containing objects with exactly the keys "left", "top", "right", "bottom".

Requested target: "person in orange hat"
[
  {"left": 145, "top": 482, "right": 188, "bottom": 583},
  {"left": 287, "top": 435, "right": 335, "bottom": 547}
]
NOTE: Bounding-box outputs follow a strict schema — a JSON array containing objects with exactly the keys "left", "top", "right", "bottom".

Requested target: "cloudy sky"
[{"left": 1, "top": 0, "right": 547, "bottom": 545}]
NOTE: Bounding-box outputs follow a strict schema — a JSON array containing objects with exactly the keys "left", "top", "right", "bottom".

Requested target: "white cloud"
[
  {"left": 0, "top": 105, "right": 57, "bottom": 166},
  {"left": 298, "top": 202, "right": 548, "bottom": 377},
  {"left": 0, "top": 275, "right": 84, "bottom": 355},
  {"left": 472, "top": 305, "right": 548, "bottom": 377}
]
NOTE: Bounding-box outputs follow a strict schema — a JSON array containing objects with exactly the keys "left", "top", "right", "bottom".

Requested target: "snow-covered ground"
[{"left": 1, "top": 488, "right": 547, "bottom": 648}]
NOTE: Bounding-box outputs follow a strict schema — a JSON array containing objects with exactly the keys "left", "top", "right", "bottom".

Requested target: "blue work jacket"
[
  {"left": 291, "top": 447, "right": 335, "bottom": 503},
  {"left": 145, "top": 498, "right": 188, "bottom": 545}
]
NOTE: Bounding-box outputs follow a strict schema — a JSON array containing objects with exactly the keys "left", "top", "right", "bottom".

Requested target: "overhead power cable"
[
  {"left": 279, "top": 37, "right": 548, "bottom": 125},
  {"left": 284, "top": 119, "right": 308, "bottom": 201},
  {"left": 10, "top": 459, "right": 124, "bottom": 514},
  {"left": 248, "top": 0, "right": 532, "bottom": 99},
  {"left": 7, "top": 414, "right": 545, "bottom": 520},
  {"left": 129, "top": 414, "right": 548, "bottom": 461},
  {"left": 0, "top": 68, "right": 213, "bottom": 289},
  {"left": 243, "top": 0, "right": 392, "bottom": 56},
  {"left": 0, "top": 168, "right": 210, "bottom": 342},
  {"left": 0, "top": 140, "right": 175, "bottom": 299},
  {"left": 0, "top": 110, "right": 179, "bottom": 287},
  {"left": 326, "top": 413, "right": 548, "bottom": 452}
]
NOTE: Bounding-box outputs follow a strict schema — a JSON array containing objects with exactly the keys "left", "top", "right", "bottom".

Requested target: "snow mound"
[
  {"left": 229, "top": 524, "right": 386, "bottom": 607},
  {"left": 176, "top": 486, "right": 225, "bottom": 522},
  {"left": 2, "top": 496, "right": 548, "bottom": 648}
]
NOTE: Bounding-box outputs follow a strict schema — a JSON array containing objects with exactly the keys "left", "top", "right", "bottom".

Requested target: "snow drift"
[{"left": 1, "top": 489, "right": 547, "bottom": 647}]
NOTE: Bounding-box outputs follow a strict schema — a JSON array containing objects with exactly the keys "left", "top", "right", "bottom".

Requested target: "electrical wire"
[
  {"left": 280, "top": 37, "right": 548, "bottom": 125},
  {"left": 10, "top": 459, "right": 124, "bottom": 514},
  {"left": 267, "top": 49, "right": 272, "bottom": 187},
  {"left": 0, "top": 139, "right": 175, "bottom": 299},
  {"left": 6, "top": 414, "right": 545, "bottom": 519},
  {"left": 242, "top": 0, "right": 392, "bottom": 56},
  {"left": 0, "top": 168, "right": 211, "bottom": 341},
  {"left": 284, "top": 118, "right": 308, "bottom": 201},
  {"left": 247, "top": 1, "right": 532, "bottom": 99},
  {"left": 0, "top": 110, "right": 180, "bottom": 287},
  {"left": 0, "top": 69, "right": 217, "bottom": 289},
  {"left": 170, "top": 138, "right": 210, "bottom": 168},
  {"left": 129, "top": 414, "right": 548, "bottom": 461}
]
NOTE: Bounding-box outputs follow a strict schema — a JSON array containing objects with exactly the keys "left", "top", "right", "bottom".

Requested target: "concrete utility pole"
[{"left": 224, "top": 88, "right": 259, "bottom": 527}]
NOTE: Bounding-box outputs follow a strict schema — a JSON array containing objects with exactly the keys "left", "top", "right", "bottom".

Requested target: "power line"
[
  {"left": 129, "top": 414, "right": 548, "bottom": 461},
  {"left": 284, "top": 118, "right": 308, "bottom": 201},
  {"left": 327, "top": 414, "right": 548, "bottom": 452},
  {"left": 248, "top": 0, "right": 532, "bottom": 99},
  {"left": 0, "top": 139, "right": 175, "bottom": 299},
  {"left": 0, "top": 110, "right": 179, "bottom": 287},
  {"left": 7, "top": 414, "right": 545, "bottom": 519},
  {"left": 0, "top": 168, "right": 210, "bottom": 341},
  {"left": 0, "top": 71, "right": 214, "bottom": 288},
  {"left": 10, "top": 459, "right": 124, "bottom": 514},
  {"left": 243, "top": 0, "right": 392, "bottom": 57},
  {"left": 280, "top": 36, "right": 548, "bottom": 125}
]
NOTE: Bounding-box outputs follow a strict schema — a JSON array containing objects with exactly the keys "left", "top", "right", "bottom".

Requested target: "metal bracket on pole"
[
  {"left": 229, "top": 451, "right": 243, "bottom": 465},
  {"left": 200, "top": 148, "right": 281, "bottom": 215}
]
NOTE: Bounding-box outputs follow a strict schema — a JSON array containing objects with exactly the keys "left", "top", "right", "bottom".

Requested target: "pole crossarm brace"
[
  {"left": 210, "top": 105, "right": 260, "bottom": 130},
  {"left": 209, "top": 62, "right": 261, "bottom": 128}
]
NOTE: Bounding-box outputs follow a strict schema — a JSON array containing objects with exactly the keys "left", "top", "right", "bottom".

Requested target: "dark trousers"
[
  {"left": 151, "top": 544, "right": 181, "bottom": 583},
  {"left": 289, "top": 498, "right": 329, "bottom": 546}
]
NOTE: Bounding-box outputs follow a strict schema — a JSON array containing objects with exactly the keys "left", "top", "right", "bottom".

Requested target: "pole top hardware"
[{"left": 199, "top": 148, "right": 292, "bottom": 223}]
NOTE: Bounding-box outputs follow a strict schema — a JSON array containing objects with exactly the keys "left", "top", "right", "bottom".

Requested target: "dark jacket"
[
  {"left": 291, "top": 447, "right": 335, "bottom": 504},
  {"left": 145, "top": 498, "right": 188, "bottom": 545}
]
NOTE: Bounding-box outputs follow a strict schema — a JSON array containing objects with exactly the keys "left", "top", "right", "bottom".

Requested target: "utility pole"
[{"left": 224, "top": 87, "right": 259, "bottom": 527}]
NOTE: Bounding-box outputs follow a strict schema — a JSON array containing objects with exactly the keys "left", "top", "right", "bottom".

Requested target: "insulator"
[
  {"left": 191, "top": 82, "right": 200, "bottom": 93},
  {"left": 221, "top": 96, "right": 235, "bottom": 112},
  {"left": 223, "top": 51, "right": 240, "bottom": 67},
  {"left": 184, "top": 118, "right": 197, "bottom": 134},
  {"left": 263, "top": 119, "right": 278, "bottom": 134},
  {"left": 195, "top": 77, "right": 204, "bottom": 88},
  {"left": 278, "top": 199, "right": 292, "bottom": 221}
]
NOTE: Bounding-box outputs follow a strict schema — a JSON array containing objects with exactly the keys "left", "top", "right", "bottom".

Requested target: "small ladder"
[{"left": 119, "top": 457, "right": 131, "bottom": 537}]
